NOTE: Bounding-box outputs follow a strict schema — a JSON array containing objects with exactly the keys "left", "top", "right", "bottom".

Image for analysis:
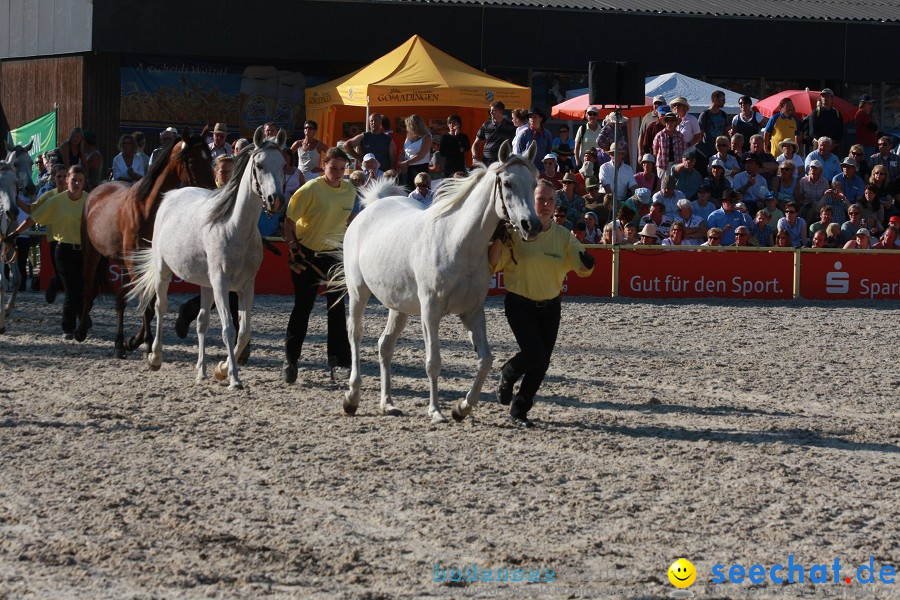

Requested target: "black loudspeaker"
[{"left": 588, "top": 61, "right": 645, "bottom": 106}]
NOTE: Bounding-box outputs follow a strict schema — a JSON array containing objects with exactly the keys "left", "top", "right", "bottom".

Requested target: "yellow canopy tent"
[{"left": 305, "top": 35, "right": 531, "bottom": 167}]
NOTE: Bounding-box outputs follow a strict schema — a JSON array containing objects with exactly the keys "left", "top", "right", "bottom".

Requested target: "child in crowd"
[{"left": 408, "top": 172, "right": 434, "bottom": 207}]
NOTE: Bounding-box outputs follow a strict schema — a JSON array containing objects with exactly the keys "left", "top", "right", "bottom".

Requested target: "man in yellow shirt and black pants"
[
  {"left": 488, "top": 179, "right": 595, "bottom": 428},
  {"left": 282, "top": 147, "right": 354, "bottom": 383}
]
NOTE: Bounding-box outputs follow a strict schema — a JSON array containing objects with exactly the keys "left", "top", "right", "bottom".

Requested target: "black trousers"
[
  {"left": 55, "top": 242, "right": 84, "bottom": 334},
  {"left": 500, "top": 292, "right": 561, "bottom": 419},
  {"left": 284, "top": 247, "right": 350, "bottom": 368},
  {"left": 180, "top": 292, "right": 240, "bottom": 332}
]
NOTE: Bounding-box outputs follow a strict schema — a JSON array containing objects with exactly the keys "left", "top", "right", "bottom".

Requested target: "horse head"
[
  {"left": 494, "top": 140, "right": 542, "bottom": 241},
  {"left": 172, "top": 127, "right": 216, "bottom": 189},
  {"left": 0, "top": 163, "right": 19, "bottom": 237},
  {"left": 5, "top": 145, "right": 35, "bottom": 197},
  {"left": 251, "top": 126, "right": 286, "bottom": 215}
]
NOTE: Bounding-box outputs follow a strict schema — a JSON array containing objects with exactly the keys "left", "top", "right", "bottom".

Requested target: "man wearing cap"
[
  {"left": 639, "top": 96, "right": 666, "bottom": 148},
  {"left": 808, "top": 89, "right": 844, "bottom": 150},
  {"left": 514, "top": 107, "right": 553, "bottom": 173},
  {"left": 697, "top": 90, "right": 729, "bottom": 174},
  {"left": 623, "top": 188, "right": 652, "bottom": 227},
  {"left": 209, "top": 123, "right": 232, "bottom": 161},
  {"left": 597, "top": 142, "right": 636, "bottom": 201},
  {"left": 706, "top": 190, "right": 753, "bottom": 246},
  {"left": 345, "top": 113, "right": 397, "bottom": 173},
  {"left": 653, "top": 173, "right": 686, "bottom": 222},
  {"left": 762, "top": 192, "right": 785, "bottom": 225},
  {"left": 843, "top": 227, "right": 871, "bottom": 250},
  {"left": 149, "top": 127, "right": 179, "bottom": 167},
  {"left": 804, "top": 137, "right": 842, "bottom": 181},
  {"left": 472, "top": 102, "right": 515, "bottom": 167},
  {"left": 764, "top": 97, "right": 802, "bottom": 157},
  {"left": 672, "top": 148, "right": 702, "bottom": 200},
  {"left": 540, "top": 153, "right": 563, "bottom": 189},
  {"left": 830, "top": 157, "right": 864, "bottom": 220},
  {"left": 640, "top": 105, "right": 669, "bottom": 157},
  {"left": 574, "top": 107, "right": 601, "bottom": 166},
  {"left": 854, "top": 95, "right": 879, "bottom": 157},
  {"left": 732, "top": 153, "right": 769, "bottom": 213},
  {"left": 638, "top": 200, "right": 672, "bottom": 241},
  {"left": 652, "top": 112, "right": 685, "bottom": 177},
  {"left": 869, "top": 136, "right": 900, "bottom": 192}
]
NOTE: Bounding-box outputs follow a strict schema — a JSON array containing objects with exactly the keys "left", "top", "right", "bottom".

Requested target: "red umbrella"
[
  {"left": 551, "top": 94, "right": 655, "bottom": 120},
  {"left": 754, "top": 90, "right": 856, "bottom": 123}
]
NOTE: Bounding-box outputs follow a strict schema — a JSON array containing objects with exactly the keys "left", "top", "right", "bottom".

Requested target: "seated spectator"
[
  {"left": 810, "top": 229, "right": 828, "bottom": 248},
  {"left": 843, "top": 228, "right": 871, "bottom": 249},
  {"left": 701, "top": 227, "right": 723, "bottom": 246},
  {"left": 617, "top": 204, "right": 638, "bottom": 230},
  {"left": 748, "top": 134, "right": 779, "bottom": 184},
  {"left": 112, "top": 133, "right": 145, "bottom": 182},
  {"left": 583, "top": 211, "right": 602, "bottom": 243},
  {"left": 804, "top": 137, "right": 841, "bottom": 181},
  {"left": 735, "top": 200, "right": 751, "bottom": 220},
  {"left": 774, "top": 230, "right": 792, "bottom": 247},
  {"left": 597, "top": 143, "right": 637, "bottom": 201},
  {"left": 771, "top": 161, "right": 799, "bottom": 205},
  {"left": 636, "top": 222, "right": 659, "bottom": 245},
  {"left": 731, "top": 225, "right": 752, "bottom": 246},
  {"left": 800, "top": 160, "right": 831, "bottom": 221},
  {"left": 672, "top": 148, "right": 702, "bottom": 200},
  {"left": 849, "top": 144, "right": 871, "bottom": 181},
  {"left": 639, "top": 200, "right": 673, "bottom": 240},
  {"left": 408, "top": 172, "right": 434, "bottom": 207},
  {"left": 707, "top": 190, "right": 753, "bottom": 246},
  {"left": 551, "top": 124, "right": 575, "bottom": 173},
  {"left": 729, "top": 133, "right": 745, "bottom": 168},
  {"left": 622, "top": 222, "right": 639, "bottom": 244},
  {"left": 733, "top": 152, "right": 770, "bottom": 213},
  {"left": 868, "top": 164, "right": 893, "bottom": 201},
  {"left": 860, "top": 184, "right": 885, "bottom": 238},
  {"left": 362, "top": 153, "right": 384, "bottom": 183},
  {"left": 889, "top": 215, "right": 900, "bottom": 234},
  {"left": 601, "top": 221, "right": 622, "bottom": 244},
  {"left": 750, "top": 210, "right": 775, "bottom": 247},
  {"left": 841, "top": 204, "right": 865, "bottom": 243},
  {"left": 775, "top": 138, "right": 805, "bottom": 180},
  {"left": 691, "top": 184, "right": 718, "bottom": 222},
  {"left": 675, "top": 198, "right": 706, "bottom": 246},
  {"left": 761, "top": 192, "right": 785, "bottom": 228},
  {"left": 777, "top": 201, "right": 808, "bottom": 247},
  {"left": 554, "top": 206, "right": 572, "bottom": 230},
  {"left": 556, "top": 172, "right": 586, "bottom": 227},
  {"left": 572, "top": 221, "right": 587, "bottom": 242},
  {"left": 622, "top": 188, "right": 651, "bottom": 227},
  {"left": 662, "top": 221, "right": 686, "bottom": 245},
  {"left": 825, "top": 222, "right": 842, "bottom": 248},
  {"left": 869, "top": 136, "right": 900, "bottom": 191},
  {"left": 809, "top": 205, "right": 834, "bottom": 237},
  {"left": 708, "top": 135, "right": 741, "bottom": 177},
  {"left": 872, "top": 225, "right": 899, "bottom": 249},
  {"left": 383, "top": 169, "right": 398, "bottom": 181},
  {"left": 634, "top": 153, "right": 660, "bottom": 193},
  {"left": 703, "top": 159, "right": 732, "bottom": 202},
  {"left": 583, "top": 183, "right": 609, "bottom": 225},
  {"left": 540, "top": 153, "right": 563, "bottom": 189},
  {"left": 833, "top": 157, "right": 865, "bottom": 208},
  {"left": 654, "top": 175, "right": 686, "bottom": 222}
]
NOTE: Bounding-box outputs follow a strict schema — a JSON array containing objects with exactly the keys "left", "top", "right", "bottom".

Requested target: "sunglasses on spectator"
[
  {"left": 849, "top": 211, "right": 861, "bottom": 215},
  {"left": 851, "top": 151, "right": 863, "bottom": 156},
  {"left": 785, "top": 209, "right": 796, "bottom": 213},
  {"left": 735, "top": 232, "right": 749, "bottom": 236},
  {"left": 708, "top": 235, "right": 721, "bottom": 240}
]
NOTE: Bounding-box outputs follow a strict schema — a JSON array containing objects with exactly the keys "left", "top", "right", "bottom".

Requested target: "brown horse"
[{"left": 75, "top": 127, "right": 216, "bottom": 356}]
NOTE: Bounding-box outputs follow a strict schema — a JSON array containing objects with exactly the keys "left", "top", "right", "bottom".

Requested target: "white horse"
[
  {"left": 342, "top": 140, "right": 541, "bottom": 424},
  {"left": 0, "top": 144, "right": 34, "bottom": 332},
  {"left": 128, "top": 127, "right": 285, "bottom": 389}
]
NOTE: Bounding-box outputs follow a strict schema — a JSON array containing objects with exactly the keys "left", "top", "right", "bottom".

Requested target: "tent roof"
[
  {"left": 644, "top": 72, "right": 756, "bottom": 114},
  {"left": 305, "top": 35, "right": 530, "bottom": 109}
]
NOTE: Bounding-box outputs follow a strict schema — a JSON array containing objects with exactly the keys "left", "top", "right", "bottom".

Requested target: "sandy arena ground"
[{"left": 1, "top": 290, "right": 899, "bottom": 599}]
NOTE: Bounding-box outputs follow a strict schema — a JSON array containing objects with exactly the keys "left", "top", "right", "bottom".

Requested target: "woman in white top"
[
  {"left": 112, "top": 134, "right": 145, "bottom": 182},
  {"left": 291, "top": 120, "right": 328, "bottom": 181},
  {"left": 399, "top": 114, "right": 431, "bottom": 190}
]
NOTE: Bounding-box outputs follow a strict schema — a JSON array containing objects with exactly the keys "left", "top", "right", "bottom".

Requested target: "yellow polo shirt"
[
  {"left": 495, "top": 222, "right": 593, "bottom": 301},
  {"left": 286, "top": 178, "right": 355, "bottom": 252},
  {"left": 30, "top": 188, "right": 63, "bottom": 240},
  {"left": 29, "top": 191, "right": 86, "bottom": 244}
]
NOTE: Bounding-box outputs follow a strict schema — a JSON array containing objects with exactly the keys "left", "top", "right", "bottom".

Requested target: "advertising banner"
[
  {"left": 799, "top": 251, "right": 900, "bottom": 299},
  {"left": 488, "top": 247, "right": 613, "bottom": 297},
  {"left": 8, "top": 109, "right": 57, "bottom": 183},
  {"left": 618, "top": 247, "right": 794, "bottom": 299}
]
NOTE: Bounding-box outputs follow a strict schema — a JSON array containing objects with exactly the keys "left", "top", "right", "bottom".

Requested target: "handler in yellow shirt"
[
  {"left": 281, "top": 147, "right": 355, "bottom": 384},
  {"left": 488, "top": 179, "right": 595, "bottom": 428},
  {"left": 12, "top": 165, "right": 89, "bottom": 338}
]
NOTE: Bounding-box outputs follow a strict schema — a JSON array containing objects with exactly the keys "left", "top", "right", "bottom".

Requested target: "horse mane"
[
  {"left": 359, "top": 177, "right": 407, "bottom": 207},
  {"left": 206, "top": 140, "right": 272, "bottom": 224},
  {"left": 427, "top": 155, "right": 538, "bottom": 218},
  {"left": 132, "top": 136, "right": 181, "bottom": 200}
]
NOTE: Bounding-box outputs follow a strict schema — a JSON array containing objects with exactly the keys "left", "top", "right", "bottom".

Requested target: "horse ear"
[
  {"left": 253, "top": 126, "right": 264, "bottom": 148},
  {"left": 182, "top": 127, "right": 192, "bottom": 140},
  {"left": 524, "top": 140, "right": 537, "bottom": 163},
  {"left": 199, "top": 125, "right": 209, "bottom": 139},
  {"left": 276, "top": 128, "right": 287, "bottom": 148},
  {"left": 498, "top": 140, "right": 511, "bottom": 163},
  {"left": 22, "top": 140, "right": 34, "bottom": 153}
]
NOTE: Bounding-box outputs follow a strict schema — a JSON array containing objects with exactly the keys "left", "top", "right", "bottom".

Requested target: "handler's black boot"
[
  {"left": 496, "top": 369, "right": 515, "bottom": 406},
  {"left": 282, "top": 357, "right": 298, "bottom": 384},
  {"left": 509, "top": 395, "right": 534, "bottom": 428}
]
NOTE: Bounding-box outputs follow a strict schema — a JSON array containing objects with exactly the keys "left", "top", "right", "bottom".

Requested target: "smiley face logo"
[{"left": 668, "top": 558, "right": 696, "bottom": 588}]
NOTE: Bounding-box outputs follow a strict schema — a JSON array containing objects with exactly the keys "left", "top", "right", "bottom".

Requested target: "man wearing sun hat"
[
  {"left": 515, "top": 107, "right": 553, "bottom": 173},
  {"left": 652, "top": 112, "right": 685, "bottom": 178},
  {"left": 209, "top": 122, "right": 232, "bottom": 160},
  {"left": 670, "top": 96, "right": 702, "bottom": 156}
]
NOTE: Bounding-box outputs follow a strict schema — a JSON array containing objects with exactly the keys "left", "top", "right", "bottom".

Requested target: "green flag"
[{"left": 8, "top": 109, "right": 57, "bottom": 184}]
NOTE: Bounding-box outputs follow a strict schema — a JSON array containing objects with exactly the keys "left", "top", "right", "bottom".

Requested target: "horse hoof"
[
  {"left": 228, "top": 381, "right": 244, "bottom": 390},
  {"left": 73, "top": 329, "right": 87, "bottom": 343},
  {"left": 148, "top": 352, "right": 162, "bottom": 371},
  {"left": 149, "top": 362, "right": 161, "bottom": 372},
  {"left": 115, "top": 348, "right": 127, "bottom": 359},
  {"left": 383, "top": 405, "right": 403, "bottom": 417},
  {"left": 451, "top": 399, "right": 471, "bottom": 422},
  {"left": 237, "top": 344, "right": 251, "bottom": 366},
  {"left": 213, "top": 361, "right": 228, "bottom": 381},
  {"left": 430, "top": 412, "right": 448, "bottom": 425},
  {"left": 343, "top": 400, "right": 358, "bottom": 416}
]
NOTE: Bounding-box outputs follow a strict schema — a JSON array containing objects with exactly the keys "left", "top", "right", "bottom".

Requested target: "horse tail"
[
  {"left": 126, "top": 246, "right": 160, "bottom": 314},
  {"left": 359, "top": 177, "right": 407, "bottom": 207},
  {"left": 323, "top": 245, "right": 348, "bottom": 309}
]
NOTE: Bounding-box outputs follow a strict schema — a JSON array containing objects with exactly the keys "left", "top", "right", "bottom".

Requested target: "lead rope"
[{"left": 494, "top": 175, "right": 518, "bottom": 265}]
